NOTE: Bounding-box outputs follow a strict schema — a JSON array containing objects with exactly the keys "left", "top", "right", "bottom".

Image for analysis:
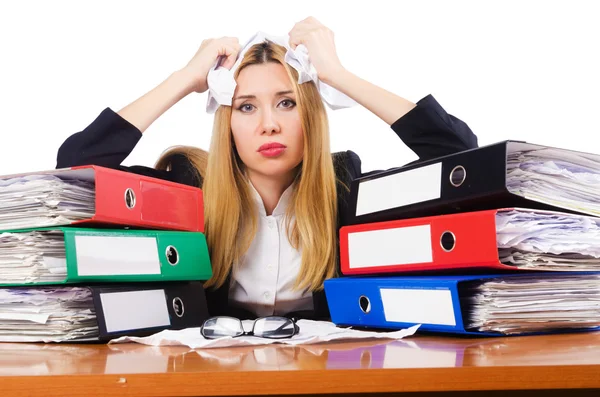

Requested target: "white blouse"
[{"left": 228, "top": 182, "right": 314, "bottom": 317}]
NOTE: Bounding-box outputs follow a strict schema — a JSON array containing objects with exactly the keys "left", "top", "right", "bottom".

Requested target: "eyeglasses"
[{"left": 200, "top": 316, "right": 300, "bottom": 339}]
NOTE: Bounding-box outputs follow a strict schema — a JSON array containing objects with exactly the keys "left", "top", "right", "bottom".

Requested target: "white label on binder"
[
  {"left": 380, "top": 288, "right": 456, "bottom": 326},
  {"left": 100, "top": 289, "right": 171, "bottom": 333},
  {"left": 356, "top": 162, "right": 442, "bottom": 216},
  {"left": 75, "top": 235, "right": 161, "bottom": 276},
  {"left": 348, "top": 225, "right": 432, "bottom": 268}
]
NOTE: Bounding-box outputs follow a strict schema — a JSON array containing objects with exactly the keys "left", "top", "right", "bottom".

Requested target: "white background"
[{"left": 0, "top": 0, "right": 598, "bottom": 176}]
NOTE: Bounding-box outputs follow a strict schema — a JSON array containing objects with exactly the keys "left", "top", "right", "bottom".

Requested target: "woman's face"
[{"left": 230, "top": 62, "right": 304, "bottom": 183}]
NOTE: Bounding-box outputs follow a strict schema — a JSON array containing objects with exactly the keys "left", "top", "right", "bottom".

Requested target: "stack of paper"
[
  {"left": 0, "top": 287, "right": 98, "bottom": 342},
  {"left": 0, "top": 231, "right": 66, "bottom": 283},
  {"left": 0, "top": 175, "right": 95, "bottom": 230},
  {"left": 507, "top": 148, "right": 600, "bottom": 216},
  {"left": 463, "top": 274, "right": 600, "bottom": 334},
  {"left": 497, "top": 210, "right": 600, "bottom": 270}
]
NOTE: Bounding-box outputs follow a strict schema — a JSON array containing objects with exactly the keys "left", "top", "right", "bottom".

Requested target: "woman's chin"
[{"left": 251, "top": 165, "right": 298, "bottom": 181}]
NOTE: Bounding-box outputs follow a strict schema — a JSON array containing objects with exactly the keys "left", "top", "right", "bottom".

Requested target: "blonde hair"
[{"left": 156, "top": 40, "right": 338, "bottom": 291}]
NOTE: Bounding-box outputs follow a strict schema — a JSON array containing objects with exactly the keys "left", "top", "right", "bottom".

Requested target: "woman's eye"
[
  {"left": 279, "top": 99, "right": 296, "bottom": 109},
  {"left": 239, "top": 104, "right": 255, "bottom": 112},
  {"left": 237, "top": 100, "right": 295, "bottom": 113}
]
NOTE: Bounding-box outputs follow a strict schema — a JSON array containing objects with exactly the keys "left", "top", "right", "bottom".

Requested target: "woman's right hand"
[
  {"left": 114, "top": 37, "right": 241, "bottom": 133},
  {"left": 181, "top": 37, "right": 242, "bottom": 94}
]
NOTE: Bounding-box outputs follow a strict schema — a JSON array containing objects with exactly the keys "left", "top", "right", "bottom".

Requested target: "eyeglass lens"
[
  {"left": 202, "top": 317, "right": 244, "bottom": 338},
  {"left": 253, "top": 317, "right": 295, "bottom": 339}
]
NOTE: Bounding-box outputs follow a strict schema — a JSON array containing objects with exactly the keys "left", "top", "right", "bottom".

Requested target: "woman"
[{"left": 56, "top": 17, "right": 478, "bottom": 320}]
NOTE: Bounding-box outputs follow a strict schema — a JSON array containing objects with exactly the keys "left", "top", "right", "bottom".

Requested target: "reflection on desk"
[
  {"left": 1, "top": 333, "right": 600, "bottom": 396},
  {"left": 0, "top": 343, "right": 191, "bottom": 376},
  {"left": 1, "top": 332, "right": 600, "bottom": 376},
  {"left": 327, "top": 332, "right": 600, "bottom": 369}
]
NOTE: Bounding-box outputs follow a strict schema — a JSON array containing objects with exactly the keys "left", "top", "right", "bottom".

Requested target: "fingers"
[
  {"left": 295, "top": 16, "right": 321, "bottom": 30},
  {"left": 220, "top": 49, "right": 239, "bottom": 70},
  {"left": 221, "top": 42, "right": 243, "bottom": 70},
  {"left": 289, "top": 16, "right": 329, "bottom": 50},
  {"left": 219, "top": 36, "right": 241, "bottom": 48},
  {"left": 211, "top": 38, "right": 241, "bottom": 70},
  {"left": 203, "top": 36, "right": 240, "bottom": 51},
  {"left": 289, "top": 26, "right": 307, "bottom": 49},
  {"left": 289, "top": 34, "right": 307, "bottom": 51},
  {"left": 214, "top": 37, "right": 240, "bottom": 54},
  {"left": 290, "top": 16, "right": 323, "bottom": 36}
]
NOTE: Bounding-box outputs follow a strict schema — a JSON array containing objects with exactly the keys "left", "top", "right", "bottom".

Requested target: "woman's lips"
[{"left": 258, "top": 142, "right": 287, "bottom": 158}]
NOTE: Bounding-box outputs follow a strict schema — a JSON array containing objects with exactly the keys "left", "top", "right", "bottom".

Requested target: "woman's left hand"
[{"left": 288, "top": 17, "right": 346, "bottom": 85}]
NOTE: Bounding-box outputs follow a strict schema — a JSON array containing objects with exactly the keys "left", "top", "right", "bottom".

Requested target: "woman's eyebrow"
[{"left": 233, "top": 90, "right": 294, "bottom": 102}]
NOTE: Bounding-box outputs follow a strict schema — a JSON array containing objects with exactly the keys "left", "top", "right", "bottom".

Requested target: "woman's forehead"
[{"left": 235, "top": 63, "right": 294, "bottom": 95}]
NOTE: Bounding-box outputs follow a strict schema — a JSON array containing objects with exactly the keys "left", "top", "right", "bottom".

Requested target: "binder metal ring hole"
[
  {"left": 359, "top": 295, "right": 371, "bottom": 314},
  {"left": 172, "top": 297, "right": 185, "bottom": 318},
  {"left": 440, "top": 231, "right": 456, "bottom": 252},
  {"left": 124, "top": 188, "right": 136, "bottom": 209},
  {"left": 449, "top": 165, "right": 466, "bottom": 187},
  {"left": 166, "top": 245, "right": 179, "bottom": 266}
]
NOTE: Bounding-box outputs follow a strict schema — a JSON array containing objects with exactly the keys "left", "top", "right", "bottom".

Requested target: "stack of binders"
[
  {"left": 325, "top": 140, "right": 600, "bottom": 336},
  {"left": 0, "top": 164, "right": 212, "bottom": 342}
]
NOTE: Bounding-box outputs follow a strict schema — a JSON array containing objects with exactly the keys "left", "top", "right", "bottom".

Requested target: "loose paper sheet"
[{"left": 109, "top": 320, "right": 420, "bottom": 349}]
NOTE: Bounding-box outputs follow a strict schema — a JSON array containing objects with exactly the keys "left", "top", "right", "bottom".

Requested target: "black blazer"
[{"left": 56, "top": 94, "right": 478, "bottom": 320}]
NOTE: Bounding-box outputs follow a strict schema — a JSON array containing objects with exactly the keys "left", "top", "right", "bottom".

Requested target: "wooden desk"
[{"left": 1, "top": 332, "right": 600, "bottom": 396}]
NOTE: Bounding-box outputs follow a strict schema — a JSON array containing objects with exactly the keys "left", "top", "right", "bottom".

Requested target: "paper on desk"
[{"left": 109, "top": 320, "right": 420, "bottom": 349}]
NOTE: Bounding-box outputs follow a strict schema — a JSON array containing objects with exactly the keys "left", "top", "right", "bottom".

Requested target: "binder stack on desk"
[
  {"left": 325, "top": 141, "right": 600, "bottom": 336},
  {"left": 0, "top": 165, "right": 211, "bottom": 342}
]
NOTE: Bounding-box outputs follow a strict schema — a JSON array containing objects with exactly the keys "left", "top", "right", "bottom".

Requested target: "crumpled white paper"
[
  {"left": 108, "top": 320, "right": 420, "bottom": 349},
  {"left": 205, "top": 31, "right": 357, "bottom": 113}
]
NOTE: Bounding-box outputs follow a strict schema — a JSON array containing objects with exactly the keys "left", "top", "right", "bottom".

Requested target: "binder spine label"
[
  {"left": 348, "top": 225, "right": 433, "bottom": 268},
  {"left": 380, "top": 288, "right": 456, "bottom": 326},
  {"left": 356, "top": 162, "right": 442, "bottom": 216},
  {"left": 100, "top": 289, "right": 171, "bottom": 332},
  {"left": 75, "top": 235, "right": 161, "bottom": 276}
]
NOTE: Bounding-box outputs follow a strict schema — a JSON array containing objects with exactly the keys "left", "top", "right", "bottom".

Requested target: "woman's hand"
[
  {"left": 116, "top": 37, "right": 240, "bottom": 133},
  {"left": 181, "top": 37, "right": 241, "bottom": 93},
  {"left": 288, "top": 17, "right": 345, "bottom": 85},
  {"left": 289, "top": 17, "right": 417, "bottom": 126}
]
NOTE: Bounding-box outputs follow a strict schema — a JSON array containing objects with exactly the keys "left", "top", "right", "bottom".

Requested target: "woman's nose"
[{"left": 260, "top": 109, "right": 281, "bottom": 135}]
